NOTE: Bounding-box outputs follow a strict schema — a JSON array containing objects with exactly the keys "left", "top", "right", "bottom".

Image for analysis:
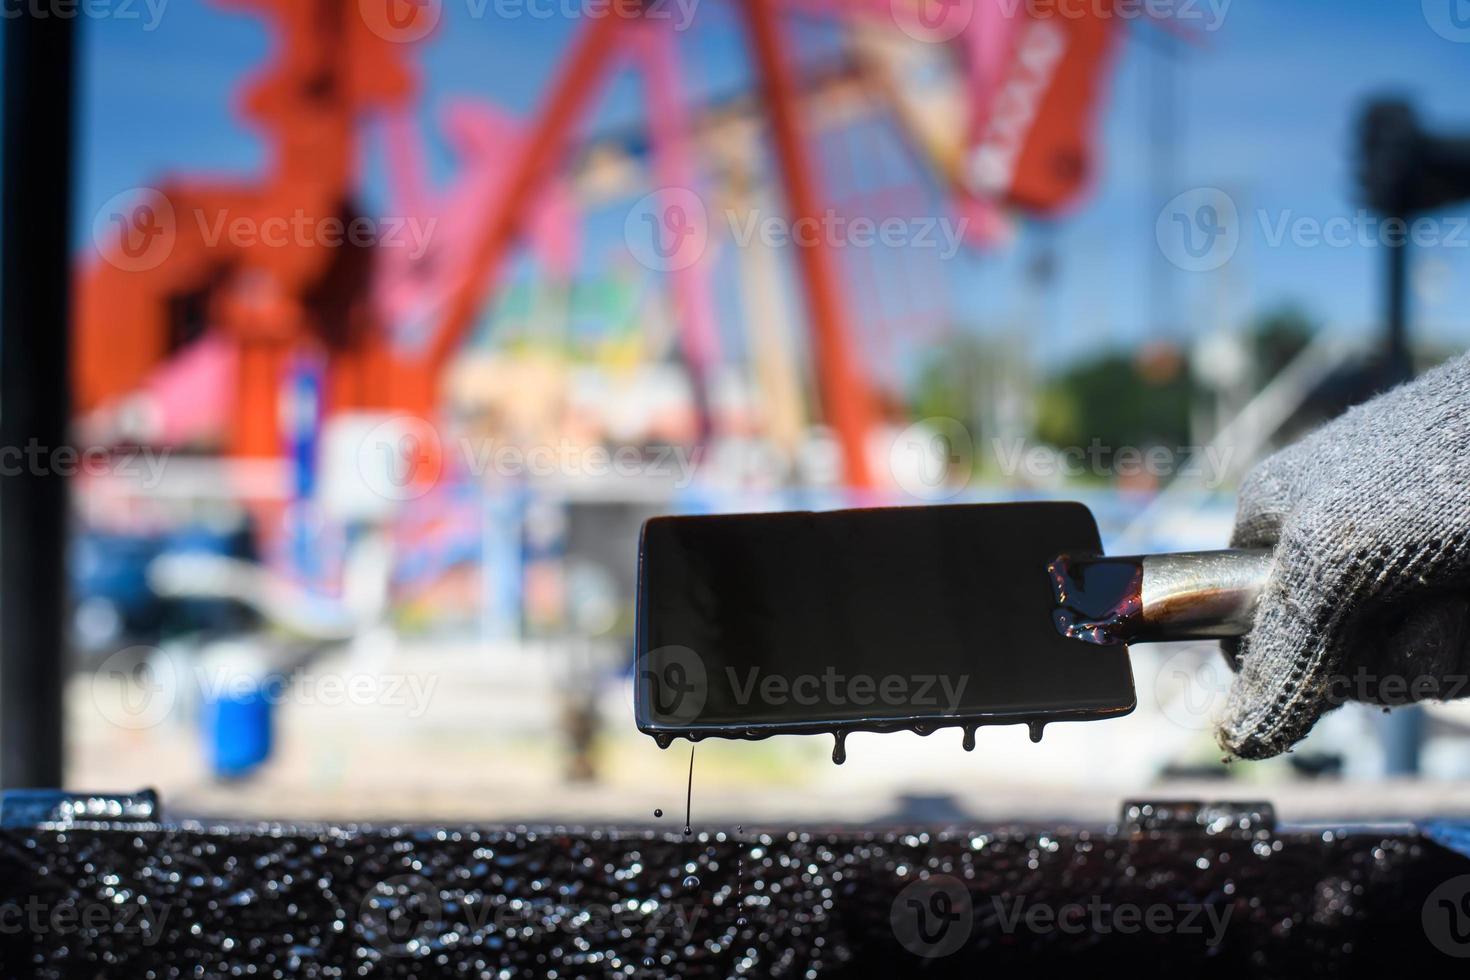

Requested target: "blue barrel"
[{"left": 203, "top": 668, "right": 275, "bottom": 780}]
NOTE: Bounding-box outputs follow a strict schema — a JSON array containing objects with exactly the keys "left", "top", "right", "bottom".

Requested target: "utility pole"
[{"left": 1, "top": 10, "right": 77, "bottom": 788}]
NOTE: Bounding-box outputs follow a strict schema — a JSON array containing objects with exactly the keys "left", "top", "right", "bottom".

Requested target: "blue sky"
[{"left": 74, "top": 0, "right": 1470, "bottom": 366}]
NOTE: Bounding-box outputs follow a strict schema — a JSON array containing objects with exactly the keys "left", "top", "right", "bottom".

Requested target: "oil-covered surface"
[
  {"left": 636, "top": 503, "right": 1136, "bottom": 752},
  {"left": 1047, "top": 552, "right": 1144, "bottom": 645},
  {"left": 1, "top": 812, "right": 1466, "bottom": 977}
]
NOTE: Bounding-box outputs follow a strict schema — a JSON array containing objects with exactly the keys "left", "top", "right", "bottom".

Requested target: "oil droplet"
[
  {"left": 1029, "top": 721, "right": 1046, "bottom": 743},
  {"left": 682, "top": 874, "right": 700, "bottom": 889},
  {"left": 653, "top": 808, "right": 663, "bottom": 818},
  {"left": 962, "top": 727, "right": 976, "bottom": 752},
  {"left": 831, "top": 731, "right": 847, "bottom": 765},
  {"left": 654, "top": 733, "right": 673, "bottom": 750}
]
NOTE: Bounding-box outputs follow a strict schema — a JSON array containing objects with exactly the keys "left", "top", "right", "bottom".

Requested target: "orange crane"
[{"left": 78, "top": 0, "right": 432, "bottom": 457}]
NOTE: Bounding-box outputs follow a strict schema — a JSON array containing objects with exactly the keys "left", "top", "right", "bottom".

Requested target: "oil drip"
[
  {"left": 831, "top": 731, "right": 846, "bottom": 765},
  {"left": 653, "top": 809, "right": 663, "bottom": 819},
  {"left": 735, "top": 825, "right": 746, "bottom": 928},
  {"left": 1047, "top": 553, "right": 1143, "bottom": 645},
  {"left": 683, "top": 745, "right": 695, "bottom": 836}
]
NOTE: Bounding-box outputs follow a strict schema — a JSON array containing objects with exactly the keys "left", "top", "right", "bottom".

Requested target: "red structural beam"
[
  {"left": 739, "top": 0, "right": 879, "bottom": 489},
  {"left": 424, "top": 8, "right": 629, "bottom": 391},
  {"left": 420, "top": 0, "right": 878, "bottom": 489}
]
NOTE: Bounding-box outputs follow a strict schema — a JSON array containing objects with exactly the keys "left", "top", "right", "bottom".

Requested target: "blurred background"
[{"left": 10, "top": 0, "right": 1470, "bottom": 824}]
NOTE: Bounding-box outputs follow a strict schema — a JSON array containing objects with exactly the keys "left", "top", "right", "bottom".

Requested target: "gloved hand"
[{"left": 1219, "top": 352, "right": 1470, "bottom": 759}]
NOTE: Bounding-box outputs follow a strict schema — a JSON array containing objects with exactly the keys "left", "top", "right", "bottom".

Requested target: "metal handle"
[
  {"left": 1049, "top": 549, "right": 1274, "bottom": 646},
  {"left": 1135, "top": 549, "right": 1275, "bottom": 641}
]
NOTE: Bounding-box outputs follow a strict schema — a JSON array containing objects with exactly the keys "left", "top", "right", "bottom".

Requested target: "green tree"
[
  {"left": 1033, "top": 344, "right": 1195, "bottom": 469},
  {"left": 1248, "top": 305, "right": 1314, "bottom": 386}
]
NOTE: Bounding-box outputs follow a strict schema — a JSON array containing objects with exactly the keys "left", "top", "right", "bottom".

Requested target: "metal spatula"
[{"left": 633, "top": 502, "right": 1271, "bottom": 761}]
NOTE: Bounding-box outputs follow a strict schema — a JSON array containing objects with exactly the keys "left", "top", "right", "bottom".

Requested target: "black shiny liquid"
[
  {"left": 635, "top": 503, "right": 1136, "bottom": 759},
  {"left": 1047, "top": 554, "right": 1144, "bottom": 646},
  {"left": 2, "top": 816, "right": 1451, "bottom": 977}
]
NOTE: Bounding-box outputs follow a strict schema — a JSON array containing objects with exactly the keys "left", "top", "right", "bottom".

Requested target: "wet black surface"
[{"left": 2, "top": 811, "right": 1466, "bottom": 978}]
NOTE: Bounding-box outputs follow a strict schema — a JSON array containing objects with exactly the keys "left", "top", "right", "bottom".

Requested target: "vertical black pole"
[
  {"left": 1384, "top": 233, "right": 1412, "bottom": 385},
  {"left": 0, "top": 12, "right": 76, "bottom": 788},
  {"left": 1382, "top": 229, "right": 1419, "bottom": 777}
]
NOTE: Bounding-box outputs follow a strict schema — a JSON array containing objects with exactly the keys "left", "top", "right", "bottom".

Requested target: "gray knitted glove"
[{"left": 1219, "top": 352, "right": 1470, "bottom": 760}]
